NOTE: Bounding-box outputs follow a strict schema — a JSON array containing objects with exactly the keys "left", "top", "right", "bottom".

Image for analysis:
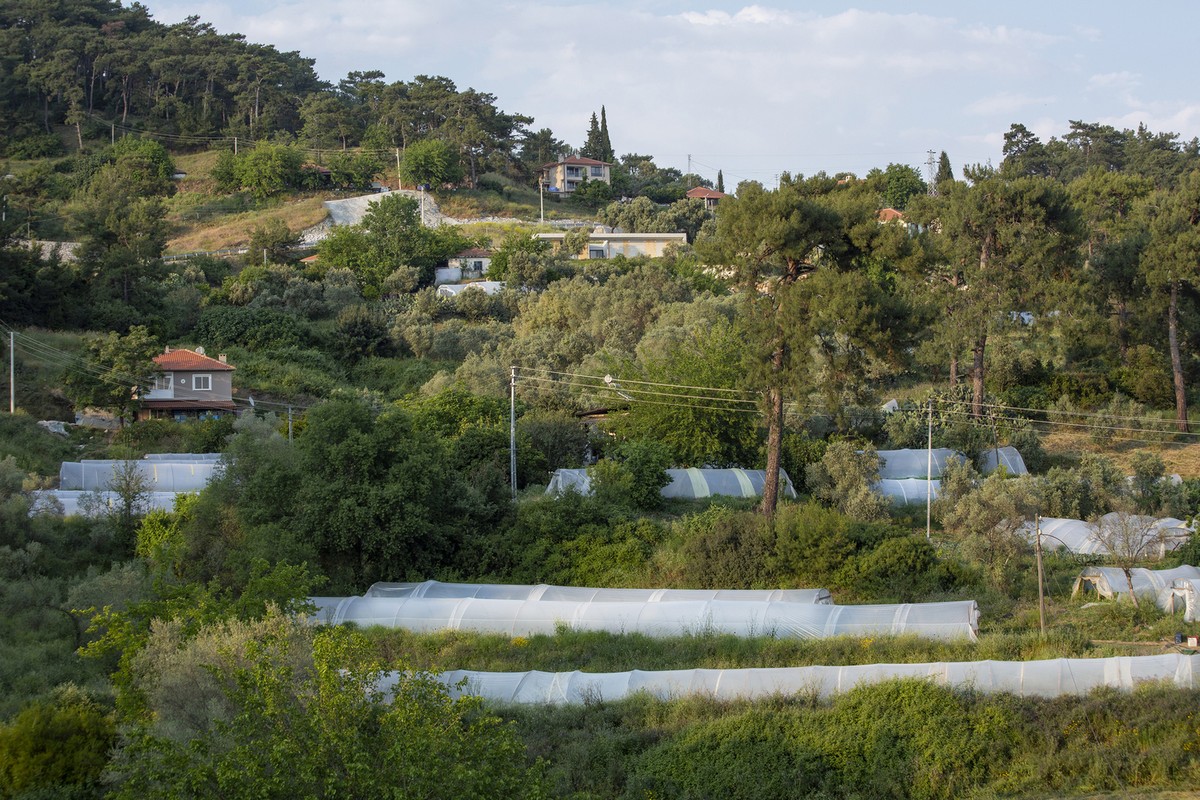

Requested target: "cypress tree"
[
  {"left": 936, "top": 151, "right": 954, "bottom": 184},
  {"left": 599, "top": 106, "right": 614, "bottom": 162},
  {"left": 717, "top": 170, "right": 725, "bottom": 193}
]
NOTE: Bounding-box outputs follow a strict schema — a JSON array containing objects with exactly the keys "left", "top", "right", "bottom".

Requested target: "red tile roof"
[
  {"left": 877, "top": 207, "right": 905, "bottom": 222},
  {"left": 686, "top": 187, "right": 726, "bottom": 200},
  {"left": 154, "top": 349, "right": 234, "bottom": 371},
  {"left": 455, "top": 248, "right": 493, "bottom": 259}
]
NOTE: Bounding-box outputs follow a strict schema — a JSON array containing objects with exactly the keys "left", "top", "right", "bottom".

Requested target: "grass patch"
[
  {"left": 165, "top": 194, "right": 329, "bottom": 254},
  {"left": 361, "top": 625, "right": 1124, "bottom": 676}
]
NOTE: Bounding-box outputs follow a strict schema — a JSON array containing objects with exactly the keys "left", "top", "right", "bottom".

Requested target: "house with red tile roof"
[
  {"left": 686, "top": 186, "right": 726, "bottom": 209},
  {"left": 137, "top": 347, "right": 237, "bottom": 421},
  {"left": 541, "top": 156, "right": 611, "bottom": 194}
]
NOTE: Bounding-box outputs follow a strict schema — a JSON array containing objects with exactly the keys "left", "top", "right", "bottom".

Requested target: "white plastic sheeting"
[
  {"left": 875, "top": 478, "right": 941, "bottom": 505},
  {"left": 142, "top": 453, "right": 223, "bottom": 462},
  {"left": 30, "top": 490, "right": 184, "bottom": 517},
  {"left": 59, "top": 459, "right": 221, "bottom": 492},
  {"left": 978, "top": 446, "right": 1029, "bottom": 476},
  {"left": 316, "top": 597, "right": 979, "bottom": 641},
  {"left": 876, "top": 449, "right": 961, "bottom": 480},
  {"left": 362, "top": 580, "right": 832, "bottom": 605},
  {"left": 546, "top": 468, "right": 797, "bottom": 500},
  {"left": 1170, "top": 580, "right": 1200, "bottom": 622},
  {"left": 873, "top": 447, "right": 1027, "bottom": 481},
  {"left": 1027, "top": 514, "right": 1193, "bottom": 556},
  {"left": 1073, "top": 566, "right": 1200, "bottom": 608},
  {"left": 395, "top": 653, "right": 1200, "bottom": 704}
]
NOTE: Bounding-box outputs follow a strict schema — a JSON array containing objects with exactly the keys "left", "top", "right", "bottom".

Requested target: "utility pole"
[
  {"left": 509, "top": 366, "right": 517, "bottom": 500},
  {"left": 925, "top": 397, "right": 933, "bottom": 540},
  {"left": 395, "top": 148, "right": 401, "bottom": 190},
  {"left": 287, "top": 405, "right": 293, "bottom": 442},
  {"left": 9, "top": 330, "right": 14, "bottom": 414},
  {"left": 1035, "top": 513, "right": 1046, "bottom": 637}
]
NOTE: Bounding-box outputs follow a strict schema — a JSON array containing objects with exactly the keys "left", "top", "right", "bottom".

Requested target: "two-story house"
[
  {"left": 138, "top": 347, "right": 237, "bottom": 421},
  {"left": 541, "top": 156, "right": 612, "bottom": 194}
]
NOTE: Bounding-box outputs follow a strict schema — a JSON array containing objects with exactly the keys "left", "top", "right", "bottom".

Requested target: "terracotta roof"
[
  {"left": 543, "top": 156, "right": 611, "bottom": 168},
  {"left": 686, "top": 187, "right": 726, "bottom": 199},
  {"left": 154, "top": 349, "right": 234, "bottom": 371},
  {"left": 877, "top": 207, "right": 905, "bottom": 222},
  {"left": 454, "top": 248, "right": 493, "bottom": 259}
]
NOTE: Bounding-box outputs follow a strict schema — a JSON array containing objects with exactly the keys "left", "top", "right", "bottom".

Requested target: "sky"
[{"left": 132, "top": 0, "right": 1200, "bottom": 188}]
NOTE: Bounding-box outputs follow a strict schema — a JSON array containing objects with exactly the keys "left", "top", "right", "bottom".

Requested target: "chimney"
[
  {"left": 218, "top": 354, "right": 227, "bottom": 364},
  {"left": 164, "top": 345, "right": 171, "bottom": 353}
]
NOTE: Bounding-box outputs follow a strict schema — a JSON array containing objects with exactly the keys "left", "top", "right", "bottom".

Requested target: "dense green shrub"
[
  {"left": 673, "top": 505, "right": 776, "bottom": 589},
  {"left": 5, "top": 133, "right": 66, "bottom": 159},
  {"left": 0, "top": 685, "right": 114, "bottom": 798},
  {"left": 194, "top": 305, "right": 307, "bottom": 351},
  {"left": 630, "top": 709, "right": 835, "bottom": 800}
]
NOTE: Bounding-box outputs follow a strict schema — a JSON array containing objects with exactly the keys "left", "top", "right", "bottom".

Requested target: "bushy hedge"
[{"left": 506, "top": 681, "right": 1200, "bottom": 799}]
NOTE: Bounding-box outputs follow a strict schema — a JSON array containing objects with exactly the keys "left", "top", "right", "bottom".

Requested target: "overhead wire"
[{"left": 5, "top": 321, "right": 1197, "bottom": 443}]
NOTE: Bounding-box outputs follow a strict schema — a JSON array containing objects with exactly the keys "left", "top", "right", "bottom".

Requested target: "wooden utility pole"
[{"left": 1035, "top": 513, "right": 1046, "bottom": 637}]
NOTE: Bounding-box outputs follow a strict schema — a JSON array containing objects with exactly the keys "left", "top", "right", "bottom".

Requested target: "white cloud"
[
  {"left": 1088, "top": 71, "right": 1141, "bottom": 91},
  {"left": 129, "top": 0, "right": 1200, "bottom": 180},
  {"left": 965, "top": 92, "right": 1056, "bottom": 117}
]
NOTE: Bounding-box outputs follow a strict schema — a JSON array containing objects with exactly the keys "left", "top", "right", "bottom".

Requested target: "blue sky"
[{"left": 133, "top": 1, "right": 1200, "bottom": 187}]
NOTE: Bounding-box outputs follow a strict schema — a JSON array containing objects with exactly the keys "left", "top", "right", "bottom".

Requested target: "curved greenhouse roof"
[
  {"left": 385, "top": 653, "right": 1200, "bottom": 704},
  {"left": 59, "top": 459, "right": 221, "bottom": 492},
  {"left": 1073, "top": 565, "right": 1200, "bottom": 606},
  {"left": 30, "top": 490, "right": 185, "bottom": 517},
  {"left": 876, "top": 448, "right": 961, "bottom": 480},
  {"left": 977, "top": 446, "right": 1028, "bottom": 476},
  {"left": 1027, "top": 513, "right": 1192, "bottom": 556},
  {"left": 142, "top": 453, "right": 223, "bottom": 462},
  {"left": 546, "top": 468, "right": 797, "bottom": 500},
  {"left": 316, "top": 597, "right": 979, "bottom": 640},
  {"left": 363, "top": 580, "right": 831, "bottom": 604},
  {"left": 873, "top": 447, "right": 1027, "bottom": 480},
  {"left": 874, "top": 478, "right": 941, "bottom": 505}
]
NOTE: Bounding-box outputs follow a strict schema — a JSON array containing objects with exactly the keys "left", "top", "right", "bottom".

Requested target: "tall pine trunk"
[
  {"left": 760, "top": 343, "right": 785, "bottom": 517},
  {"left": 972, "top": 334, "right": 987, "bottom": 418},
  {"left": 1169, "top": 281, "right": 1189, "bottom": 432}
]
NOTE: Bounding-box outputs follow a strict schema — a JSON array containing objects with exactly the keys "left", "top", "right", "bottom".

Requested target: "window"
[
  {"left": 566, "top": 166, "right": 582, "bottom": 177},
  {"left": 588, "top": 247, "right": 607, "bottom": 259},
  {"left": 590, "top": 166, "right": 604, "bottom": 177},
  {"left": 154, "top": 373, "right": 173, "bottom": 391},
  {"left": 193, "top": 374, "right": 212, "bottom": 391}
]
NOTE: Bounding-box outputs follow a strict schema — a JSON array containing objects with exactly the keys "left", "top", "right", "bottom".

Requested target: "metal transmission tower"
[{"left": 926, "top": 150, "right": 937, "bottom": 196}]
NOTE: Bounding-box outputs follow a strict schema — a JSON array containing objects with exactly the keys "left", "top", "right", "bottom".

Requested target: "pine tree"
[
  {"left": 581, "top": 112, "right": 603, "bottom": 160},
  {"left": 717, "top": 170, "right": 725, "bottom": 193},
  {"left": 599, "top": 106, "right": 614, "bottom": 162}
]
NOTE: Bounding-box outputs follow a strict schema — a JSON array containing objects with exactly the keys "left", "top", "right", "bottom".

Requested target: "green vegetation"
[{"left": 9, "top": 1, "right": 1200, "bottom": 796}]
